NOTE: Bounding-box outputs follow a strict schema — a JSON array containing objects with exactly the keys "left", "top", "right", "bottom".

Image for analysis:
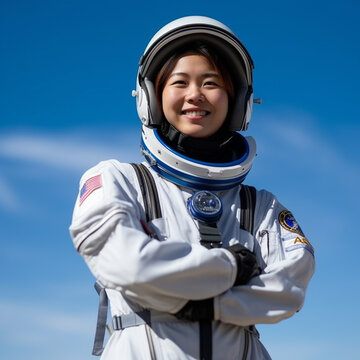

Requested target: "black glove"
[
  {"left": 225, "top": 243, "right": 261, "bottom": 286},
  {"left": 174, "top": 298, "right": 214, "bottom": 321}
]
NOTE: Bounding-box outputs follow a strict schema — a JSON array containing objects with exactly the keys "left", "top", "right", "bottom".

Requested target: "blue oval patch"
[{"left": 278, "top": 210, "right": 305, "bottom": 236}]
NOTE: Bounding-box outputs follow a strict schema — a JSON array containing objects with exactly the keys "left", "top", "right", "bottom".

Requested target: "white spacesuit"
[{"left": 70, "top": 16, "right": 315, "bottom": 360}]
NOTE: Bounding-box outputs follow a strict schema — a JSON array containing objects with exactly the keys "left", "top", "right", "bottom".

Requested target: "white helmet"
[
  {"left": 134, "top": 15, "right": 255, "bottom": 131},
  {"left": 133, "top": 16, "right": 257, "bottom": 190}
]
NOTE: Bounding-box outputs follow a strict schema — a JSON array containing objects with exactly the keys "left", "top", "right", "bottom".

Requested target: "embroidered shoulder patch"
[
  {"left": 278, "top": 210, "right": 305, "bottom": 236},
  {"left": 79, "top": 174, "right": 102, "bottom": 205}
]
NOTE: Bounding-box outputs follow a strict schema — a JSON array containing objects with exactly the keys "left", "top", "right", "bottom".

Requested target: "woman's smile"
[{"left": 181, "top": 108, "right": 210, "bottom": 119}]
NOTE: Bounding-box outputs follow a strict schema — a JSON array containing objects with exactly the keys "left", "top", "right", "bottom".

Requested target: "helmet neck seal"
[{"left": 140, "top": 126, "right": 256, "bottom": 191}]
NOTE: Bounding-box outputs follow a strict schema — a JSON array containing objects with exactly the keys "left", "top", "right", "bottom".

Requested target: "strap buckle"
[{"left": 112, "top": 310, "right": 151, "bottom": 330}]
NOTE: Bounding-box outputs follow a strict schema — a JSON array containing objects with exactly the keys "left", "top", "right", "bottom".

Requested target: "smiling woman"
[{"left": 69, "top": 15, "right": 315, "bottom": 360}]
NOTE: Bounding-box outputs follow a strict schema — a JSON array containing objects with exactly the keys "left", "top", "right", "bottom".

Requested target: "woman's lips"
[{"left": 181, "top": 110, "right": 210, "bottom": 118}]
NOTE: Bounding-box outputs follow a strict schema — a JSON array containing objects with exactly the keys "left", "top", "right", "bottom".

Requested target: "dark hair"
[{"left": 155, "top": 43, "right": 235, "bottom": 110}]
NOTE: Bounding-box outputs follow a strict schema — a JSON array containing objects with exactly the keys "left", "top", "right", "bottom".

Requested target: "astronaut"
[{"left": 70, "top": 16, "right": 315, "bottom": 360}]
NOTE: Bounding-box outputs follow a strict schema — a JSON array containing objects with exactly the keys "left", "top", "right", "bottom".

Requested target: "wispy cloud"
[
  {"left": 0, "top": 299, "right": 95, "bottom": 360},
  {"left": 252, "top": 107, "right": 360, "bottom": 185},
  {"left": 0, "top": 176, "right": 21, "bottom": 212},
  {"left": 0, "top": 130, "right": 142, "bottom": 172},
  {"left": 0, "top": 299, "right": 94, "bottom": 344},
  {"left": 0, "top": 129, "right": 142, "bottom": 213},
  {"left": 272, "top": 121, "right": 357, "bottom": 176}
]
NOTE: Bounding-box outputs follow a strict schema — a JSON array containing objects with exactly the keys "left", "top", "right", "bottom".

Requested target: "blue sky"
[{"left": 1, "top": 0, "right": 359, "bottom": 359}]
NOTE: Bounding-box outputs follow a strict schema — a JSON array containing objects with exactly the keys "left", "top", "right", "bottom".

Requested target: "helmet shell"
[{"left": 135, "top": 16, "right": 254, "bottom": 131}]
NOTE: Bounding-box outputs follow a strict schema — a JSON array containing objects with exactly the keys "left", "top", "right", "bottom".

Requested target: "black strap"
[
  {"left": 197, "top": 224, "right": 221, "bottom": 359},
  {"left": 131, "top": 163, "right": 162, "bottom": 221},
  {"left": 240, "top": 185, "right": 256, "bottom": 234},
  {"left": 198, "top": 222, "right": 222, "bottom": 249},
  {"left": 239, "top": 184, "right": 257, "bottom": 360},
  {"left": 196, "top": 185, "right": 256, "bottom": 360},
  {"left": 199, "top": 320, "right": 212, "bottom": 360}
]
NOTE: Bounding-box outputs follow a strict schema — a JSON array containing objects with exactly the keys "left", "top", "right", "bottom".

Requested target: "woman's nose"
[{"left": 185, "top": 85, "right": 205, "bottom": 103}]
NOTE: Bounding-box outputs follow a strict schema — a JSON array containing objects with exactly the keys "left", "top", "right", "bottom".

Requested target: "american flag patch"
[{"left": 79, "top": 174, "right": 102, "bottom": 205}]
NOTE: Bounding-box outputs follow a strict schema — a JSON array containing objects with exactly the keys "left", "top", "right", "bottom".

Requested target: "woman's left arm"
[{"left": 214, "top": 190, "right": 315, "bottom": 326}]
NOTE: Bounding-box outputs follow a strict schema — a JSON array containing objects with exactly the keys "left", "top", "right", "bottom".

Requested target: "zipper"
[
  {"left": 242, "top": 329, "right": 249, "bottom": 360},
  {"left": 145, "top": 324, "right": 157, "bottom": 360},
  {"left": 259, "top": 230, "right": 270, "bottom": 258}
]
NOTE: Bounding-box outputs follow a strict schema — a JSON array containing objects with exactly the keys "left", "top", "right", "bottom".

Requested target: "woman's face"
[{"left": 161, "top": 55, "right": 229, "bottom": 138}]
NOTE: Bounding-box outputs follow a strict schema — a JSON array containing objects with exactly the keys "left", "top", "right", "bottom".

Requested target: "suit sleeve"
[
  {"left": 69, "top": 160, "right": 238, "bottom": 313},
  {"left": 214, "top": 190, "right": 315, "bottom": 326}
]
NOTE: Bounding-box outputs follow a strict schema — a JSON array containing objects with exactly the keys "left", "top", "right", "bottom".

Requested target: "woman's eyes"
[
  {"left": 203, "top": 81, "right": 219, "bottom": 87},
  {"left": 172, "top": 80, "right": 187, "bottom": 85},
  {"left": 171, "top": 80, "right": 219, "bottom": 87}
]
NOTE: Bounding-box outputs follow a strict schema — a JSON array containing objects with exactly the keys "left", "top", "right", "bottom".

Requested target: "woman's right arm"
[{"left": 69, "top": 160, "right": 239, "bottom": 314}]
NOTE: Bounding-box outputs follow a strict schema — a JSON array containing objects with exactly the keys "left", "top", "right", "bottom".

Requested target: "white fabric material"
[{"left": 69, "top": 160, "right": 315, "bottom": 360}]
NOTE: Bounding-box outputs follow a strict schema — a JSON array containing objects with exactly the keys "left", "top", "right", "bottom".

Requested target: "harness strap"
[
  {"left": 240, "top": 185, "right": 256, "bottom": 234},
  {"left": 131, "top": 163, "right": 162, "bottom": 221},
  {"left": 198, "top": 222, "right": 222, "bottom": 248},
  {"left": 111, "top": 310, "right": 184, "bottom": 330},
  {"left": 239, "top": 184, "right": 257, "bottom": 360},
  {"left": 92, "top": 281, "right": 109, "bottom": 356},
  {"left": 112, "top": 310, "right": 150, "bottom": 330},
  {"left": 199, "top": 320, "right": 212, "bottom": 360},
  {"left": 196, "top": 185, "right": 256, "bottom": 360},
  {"left": 110, "top": 310, "right": 259, "bottom": 336},
  {"left": 197, "top": 221, "right": 220, "bottom": 359}
]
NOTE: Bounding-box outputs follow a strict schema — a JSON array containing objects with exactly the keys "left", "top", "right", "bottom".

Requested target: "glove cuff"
[{"left": 225, "top": 244, "right": 261, "bottom": 286}]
